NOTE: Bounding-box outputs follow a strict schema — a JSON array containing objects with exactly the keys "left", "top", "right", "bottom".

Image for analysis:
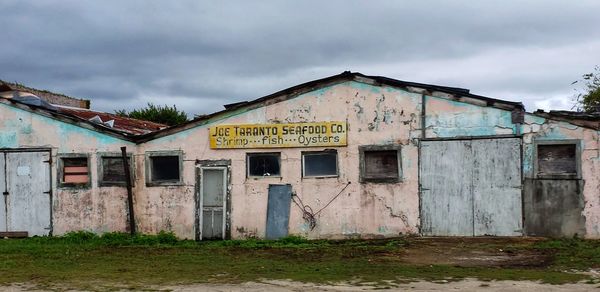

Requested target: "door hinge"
[{"left": 2, "top": 191, "right": 8, "bottom": 196}]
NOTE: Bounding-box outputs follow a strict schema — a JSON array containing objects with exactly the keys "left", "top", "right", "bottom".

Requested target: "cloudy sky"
[{"left": 1, "top": 1, "right": 599, "bottom": 116}]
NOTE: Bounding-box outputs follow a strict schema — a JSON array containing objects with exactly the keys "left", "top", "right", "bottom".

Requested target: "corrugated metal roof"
[{"left": 57, "top": 107, "right": 167, "bottom": 135}]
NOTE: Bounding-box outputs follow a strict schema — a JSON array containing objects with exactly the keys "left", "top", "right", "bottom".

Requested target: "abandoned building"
[{"left": 0, "top": 72, "right": 598, "bottom": 240}]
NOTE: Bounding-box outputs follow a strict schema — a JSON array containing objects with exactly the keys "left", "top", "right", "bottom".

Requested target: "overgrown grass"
[
  {"left": 0, "top": 233, "right": 597, "bottom": 290},
  {"left": 533, "top": 237, "right": 600, "bottom": 270}
]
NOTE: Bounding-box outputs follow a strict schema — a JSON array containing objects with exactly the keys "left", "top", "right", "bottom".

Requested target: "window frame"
[
  {"left": 301, "top": 150, "right": 339, "bottom": 178},
  {"left": 359, "top": 144, "right": 402, "bottom": 183},
  {"left": 534, "top": 139, "right": 581, "bottom": 179},
  {"left": 145, "top": 150, "right": 184, "bottom": 186},
  {"left": 246, "top": 152, "right": 282, "bottom": 178},
  {"left": 57, "top": 153, "right": 91, "bottom": 189},
  {"left": 97, "top": 152, "right": 135, "bottom": 187}
]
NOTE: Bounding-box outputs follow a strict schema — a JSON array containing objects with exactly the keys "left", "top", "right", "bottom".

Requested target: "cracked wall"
[
  {"left": 138, "top": 81, "right": 423, "bottom": 239},
  {"left": 424, "top": 96, "right": 599, "bottom": 238},
  {"left": 0, "top": 102, "right": 133, "bottom": 235}
]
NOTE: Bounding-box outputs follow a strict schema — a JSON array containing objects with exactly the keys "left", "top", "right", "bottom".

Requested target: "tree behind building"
[{"left": 116, "top": 103, "right": 189, "bottom": 126}]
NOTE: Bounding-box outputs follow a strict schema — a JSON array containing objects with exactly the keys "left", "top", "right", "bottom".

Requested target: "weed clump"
[{"left": 29, "top": 230, "right": 183, "bottom": 246}]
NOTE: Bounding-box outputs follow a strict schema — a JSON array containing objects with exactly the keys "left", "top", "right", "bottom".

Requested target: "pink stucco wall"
[
  {"left": 2, "top": 79, "right": 598, "bottom": 239},
  {"left": 0, "top": 102, "right": 133, "bottom": 235},
  {"left": 137, "top": 81, "right": 423, "bottom": 239}
]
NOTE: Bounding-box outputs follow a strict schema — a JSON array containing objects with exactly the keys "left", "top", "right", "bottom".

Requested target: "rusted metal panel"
[
  {"left": 420, "top": 140, "right": 474, "bottom": 236},
  {"left": 6, "top": 151, "right": 51, "bottom": 236},
  {"left": 472, "top": 138, "right": 522, "bottom": 236},
  {"left": 421, "top": 138, "right": 522, "bottom": 236},
  {"left": 524, "top": 179, "right": 586, "bottom": 237}
]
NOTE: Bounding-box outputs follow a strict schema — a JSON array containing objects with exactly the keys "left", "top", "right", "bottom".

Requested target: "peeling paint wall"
[
  {"left": 1, "top": 78, "right": 598, "bottom": 239},
  {"left": 522, "top": 114, "right": 600, "bottom": 237},
  {"left": 425, "top": 96, "right": 516, "bottom": 137},
  {"left": 0, "top": 103, "right": 134, "bottom": 235},
  {"left": 138, "top": 81, "right": 423, "bottom": 239},
  {"left": 424, "top": 96, "right": 599, "bottom": 238}
]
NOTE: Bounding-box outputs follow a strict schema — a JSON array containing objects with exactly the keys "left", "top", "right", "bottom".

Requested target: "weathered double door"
[
  {"left": 0, "top": 151, "right": 52, "bottom": 236},
  {"left": 420, "top": 138, "right": 522, "bottom": 236}
]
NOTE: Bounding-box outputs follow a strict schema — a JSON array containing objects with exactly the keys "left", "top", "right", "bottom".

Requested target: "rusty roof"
[{"left": 57, "top": 107, "right": 167, "bottom": 135}]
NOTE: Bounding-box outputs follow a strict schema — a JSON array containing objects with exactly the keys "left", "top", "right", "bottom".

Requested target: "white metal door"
[
  {"left": 420, "top": 138, "right": 522, "bottom": 236},
  {"left": 199, "top": 167, "right": 227, "bottom": 240},
  {"left": 6, "top": 151, "right": 52, "bottom": 236}
]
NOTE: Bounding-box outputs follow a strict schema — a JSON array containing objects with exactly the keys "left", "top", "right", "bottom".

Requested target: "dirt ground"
[
  {"left": 3, "top": 279, "right": 599, "bottom": 292},
  {"left": 164, "top": 280, "right": 600, "bottom": 291},
  {"left": 397, "top": 237, "right": 551, "bottom": 268}
]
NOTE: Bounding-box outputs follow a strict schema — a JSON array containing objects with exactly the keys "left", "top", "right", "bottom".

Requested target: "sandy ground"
[{"left": 3, "top": 279, "right": 599, "bottom": 292}]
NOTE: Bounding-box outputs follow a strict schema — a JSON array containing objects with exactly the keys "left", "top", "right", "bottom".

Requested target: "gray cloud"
[{"left": 1, "top": 0, "right": 599, "bottom": 115}]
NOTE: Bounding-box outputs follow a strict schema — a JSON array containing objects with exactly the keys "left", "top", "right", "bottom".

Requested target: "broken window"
[
  {"left": 145, "top": 151, "right": 183, "bottom": 186},
  {"left": 247, "top": 153, "right": 280, "bottom": 177},
  {"left": 99, "top": 154, "right": 133, "bottom": 186},
  {"left": 302, "top": 151, "right": 337, "bottom": 177},
  {"left": 59, "top": 155, "right": 90, "bottom": 187},
  {"left": 359, "top": 145, "right": 401, "bottom": 183},
  {"left": 537, "top": 143, "right": 579, "bottom": 178}
]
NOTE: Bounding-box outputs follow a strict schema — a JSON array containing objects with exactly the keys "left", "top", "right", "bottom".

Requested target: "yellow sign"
[{"left": 209, "top": 122, "right": 347, "bottom": 149}]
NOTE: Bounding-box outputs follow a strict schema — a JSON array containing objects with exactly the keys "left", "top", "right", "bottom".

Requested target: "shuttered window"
[
  {"left": 59, "top": 156, "right": 90, "bottom": 187},
  {"left": 359, "top": 145, "right": 402, "bottom": 183},
  {"left": 99, "top": 154, "right": 133, "bottom": 186},
  {"left": 536, "top": 142, "right": 579, "bottom": 178}
]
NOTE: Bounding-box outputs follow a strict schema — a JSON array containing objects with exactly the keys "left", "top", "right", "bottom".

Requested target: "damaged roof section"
[
  {"left": 534, "top": 110, "right": 600, "bottom": 130},
  {"left": 58, "top": 107, "right": 167, "bottom": 135},
  {"left": 0, "top": 82, "right": 167, "bottom": 137},
  {"left": 0, "top": 80, "right": 90, "bottom": 109},
  {"left": 0, "top": 94, "right": 166, "bottom": 141}
]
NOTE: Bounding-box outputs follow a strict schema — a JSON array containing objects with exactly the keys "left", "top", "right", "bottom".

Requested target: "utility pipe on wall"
[{"left": 121, "top": 146, "right": 136, "bottom": 235}]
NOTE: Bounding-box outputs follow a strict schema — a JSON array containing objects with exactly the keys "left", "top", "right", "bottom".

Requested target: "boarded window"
[
  {"left": 150, "top": 156, "right": 180, "bottom": 182},
  {"left": 247, "top": 153, "right": 280, "bottom": 177},
  {"left": 359, "top": 145, "right": 401, "bottom": 183},
  {"left": 537, "top": 144, "right": 577, "bottom": 176},
  {"left": 62, "top": 157, "right": 89, "bottom": 185},
  {"left": 303, "top": 151, "right": 337, "bottom": 177},
  {"left": 100, "top": 156, "right": 132, "bottom": 185}
]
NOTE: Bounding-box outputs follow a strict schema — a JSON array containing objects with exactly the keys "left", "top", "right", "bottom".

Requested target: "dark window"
[
  {"left": 537, "top": 144, "right": 577, "bottom": 176},
  {"left": 100, "top": 156, "right": 132, "bottom": 185},
  {"left": 247, "top": 153, "right": 280, "bottom": 177},
  {"left": 359, "top": 145, "right": 401, "bottom": 183},
  {"left": 150, "top": 156, "right": 180, "bottom": 181},
  {"left": 303, "top": 151, "right": 337, "bottom": 177},
  {"left": 62, "top": 157, "right": 89, "bottom": 185}
]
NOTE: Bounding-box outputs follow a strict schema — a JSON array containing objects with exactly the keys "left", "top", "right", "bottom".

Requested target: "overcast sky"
[{"left": 1, "top": 1, "right": 599, "bottom": 116}]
